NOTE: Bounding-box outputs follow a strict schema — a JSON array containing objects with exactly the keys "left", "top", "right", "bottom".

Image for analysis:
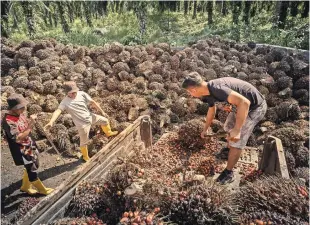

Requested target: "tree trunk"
[
  {"left": 290, "top": 2, "right": 299, "bottom": 17},
  {"left": 83, "top": 2, "right": 93, "bottom": 27},
  {"left": 189, "top": 0, "right": 193, "bottom": 11},
  {"left": 57, "top": 2, "right": 70, "bottom": 32},
  {"left": 1, "top": 1, "right": 9, "bottom": 37},
  {"left": 250, "top": 1, "right": 257, "bottom": 17},
  {"left": 12, "top": 6, "right": 19, "bottom": 29},
  {"left": 21, "top": 1, "right": 36, "bottom": 37},
  {"left": 231, "top": 1, "right": 241, "bottom": 25},
  {"left": 67, "top": 2, "right": 74, "bottom": 23},
  {"left": 207, "top": 1, "right": 213, "bottom": 25},
  {"left": 243, "top": 1, "right": 251, "bottom": 25},
  {"left": 302, "top": 1, "right": 309, "bottom": 18},
  {"left": 184, "top": 1, "right": 189, "bottom": 15},
  {"left": 177, "top": 1, "right": 181, "bottom": 12},
  {"left": 222, "top": 0, "right": 228, "bottom": 16},
  {"left": 278, "top": 1, "right": 289, "bottom": 29},
  {"left": 159, "top": 1, "right": 165, "bottom": 13},
  {"left": 134, "top": 2, "right": 147, "bottom": 40},
  {"left": 119, "top": 1, "right": 125, "bottom": 13},
  {"left": 192, "top": 0, "right": 197, "bottom": 19}
]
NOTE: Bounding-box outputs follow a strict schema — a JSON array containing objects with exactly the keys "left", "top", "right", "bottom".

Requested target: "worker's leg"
[
  {"left": 77, "top": 125, "right": 91, "bottom": 162},
  {"left": 216, "top": 101, "right": 267, "bottom": 184},
  {"left": 20, "top": 165, "right": 38, "bottom": 195},
  {"left": 24, "top": 163, "right": 54, "bottom": 195},
  {"left": 216, "top": 112, "right": 235, "bottom": 159},
  {"left": 226, "top": 147, "right": 242, "bottom": 170},
  {"left": 92, "top": 114, "right": 118, "bottom": 137}
]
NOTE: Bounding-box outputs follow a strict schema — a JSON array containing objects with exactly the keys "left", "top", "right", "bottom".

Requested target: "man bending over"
[{"left": 182, "top": 72, "right": 267, "bottom": 184}]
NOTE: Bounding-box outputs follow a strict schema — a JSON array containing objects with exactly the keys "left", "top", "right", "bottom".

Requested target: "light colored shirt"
[{"left": 58, "top": 91, "right": 93, "bottom": 128}]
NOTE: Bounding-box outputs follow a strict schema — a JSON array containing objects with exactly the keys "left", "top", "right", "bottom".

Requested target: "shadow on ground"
[{"left": 1, "top": 159, "right": 82, "bottom": 217}]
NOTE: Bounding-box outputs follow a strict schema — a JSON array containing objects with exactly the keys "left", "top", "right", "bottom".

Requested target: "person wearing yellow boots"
[
  {"left": 1, "top": 94, "right": 54, "bottom": 195},
  {"left": 44, "top": 81, "right": 118, "bottom": 162}
]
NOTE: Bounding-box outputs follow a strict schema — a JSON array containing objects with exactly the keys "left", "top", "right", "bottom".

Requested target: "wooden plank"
[{"left": 18, "top": 115, "right": 151, "bottom": 225}]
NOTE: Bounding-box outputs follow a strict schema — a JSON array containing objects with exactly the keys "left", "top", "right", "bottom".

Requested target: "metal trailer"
[{"left": 17, "top": 115, "right": 289, "bottom": 225}]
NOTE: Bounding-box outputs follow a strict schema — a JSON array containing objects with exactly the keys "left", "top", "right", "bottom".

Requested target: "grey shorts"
[
  {"left": 77, "top": 114, "right": 108, "bottom": 147},
  {"left": 223, "top": 100, "right": 267, "bottom": 149}
]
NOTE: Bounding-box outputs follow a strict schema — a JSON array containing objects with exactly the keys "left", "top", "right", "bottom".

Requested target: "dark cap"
[
  {"left": 63, "top": 81, "right": 79, "bottom": 94},
  {"left": 7, "top": 93, "right": 29, "bottom": 110}
]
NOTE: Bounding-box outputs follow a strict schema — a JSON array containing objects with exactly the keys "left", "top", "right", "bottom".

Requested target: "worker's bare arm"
[
  {"left": 227, "top": 91, "right": 250, "bottom": 141},
  {"left": 90, "top": 100, "right": 108, "bottom": 117},
  {"left": 16, "top": 128, "right": 32, "bottom": 143},
  {"left": 201, "top": 105, "right": 216, "bottom": 138},
  {"left": 44, "top": 109, "right": 62, "bottom": 130}
]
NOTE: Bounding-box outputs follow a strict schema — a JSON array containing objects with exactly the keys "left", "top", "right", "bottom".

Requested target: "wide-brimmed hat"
[
  {"left": 63, "top": 81, "right": 79, "bottom": 94},
  {"left": 7, "top": 93, "right": 29, "bottom": 110}
]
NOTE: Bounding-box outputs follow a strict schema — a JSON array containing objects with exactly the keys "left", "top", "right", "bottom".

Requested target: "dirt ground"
[{"left": 1, "top": 141, "right": 83, "bottom": 223}]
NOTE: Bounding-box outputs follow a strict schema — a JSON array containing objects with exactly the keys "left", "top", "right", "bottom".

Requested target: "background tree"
[
  {"left": 231, "top": 1, "right": 242, "bottom": 25},
  {"left": 57, "top": 1, "right": 70, "bottom": 33},
  {"left": 302, "top": 1, "right": 309, "bottom": 18},
  {"left": 184, "top": 1, "right": 189, "bottom": 15},
  {"left": 221, "top": 0, "right": 228, "bottom": 16},
  {"left": 243, "top": 0, "right": 251, "bottom": 25},
  {"left": 83, "top": 1, "right": 93, "bottom": 27},
  {"left": 277, "top": 1, "right": 289, "bottom": 29},
  {"left": 1, "top": 1, "right": 10, "bottom": 37},
  {"left": 21, "top": 1, "right": 36, "bottom": 37},
  {"left": 207, "top": 1, "right": 213, "bottom": 25},
  {"left": 192, "top": 0, "right": 197, "bottom": 19}
]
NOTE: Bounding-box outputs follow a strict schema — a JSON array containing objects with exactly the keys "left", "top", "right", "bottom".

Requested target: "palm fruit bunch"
[
  {"left": 14, "top": 197, "right": 40, "bottom": 222},
  {"left": 97, "top": 161, "right": 144, "bottom": 224},
  {"left": 51, "top": 215, "right": 106, "bottom": 225},
  {"left": 68, "top": 180, "right": 106, "bottom": 216},
  {"left": 235, "top": 176, "right": 309, "bottom": 223},
  {"left": 167, "top": 183, "right": 236, "bottom": 225},
  {"left": 293, "top": 167, "right": 309, "bottom": 186},
  {"left": 49, "top": 124, "right": 72, "bottom": 153},
  {"left": 118, "top": 208, "right": 164, "bottom": 225},
  {"left": 177, "top": 119, "right": 206, "bottom": 151},
  {"left": 239, "top": 210, "right": 309, "bottom": 225}
]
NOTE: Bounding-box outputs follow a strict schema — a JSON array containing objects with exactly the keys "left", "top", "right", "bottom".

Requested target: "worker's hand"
[
  {"left": 228, "top": 128, "right": 241, "bottom": 142},
  {"left": 30, "top": 114, "right": 37, "bottom": 121},
  {"left": 101, "top": 110, "right": 109, "bottom": 118},
  {"left": 44, "top": 122, "right": 53, "bottom": 131}
]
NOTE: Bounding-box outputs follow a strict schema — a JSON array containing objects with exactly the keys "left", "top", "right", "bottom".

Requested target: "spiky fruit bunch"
[
  {"left": 177, "top": 119, "right": 206, "bottom": 151},
  {"left": 295, "top": 147, "right": 309, "bottom": 168},
  {"left": 14, "top": 197, "right": 40, "bottom": 220},
  {"left": 270, "top": 127, "right": 306, "bottom": 148},
  {"left": 235, "top": 176, "right": 309, "bottom": 222},
  {"left": 51, "top": 216, "right": 105, "bottom": 225},
  {"left": 275, "top": 101, "right": 301, "bottom": 121},
  {"left": 285, "top": 151, "right": 296, "bottom": 173},
  {"left": 168, "top": 183, "right": 235, "bottom": 225},
  {"left": 68, "top": 180, "right": 106, "bottom": 216},
  {"left": 239, "top": 210, "right": 308, "bottom": 225},
  {"left": 118, "top": 208, "right": 163, "bottom": 225},
  {"left": 293, "top": 167, "right": 309, "bottom": 185},
  {"left": 170, "top": 102, "right": 188, "bottom": 117},
  {"left": 50, "top": 124, "right": 72, "bottom": 152}
]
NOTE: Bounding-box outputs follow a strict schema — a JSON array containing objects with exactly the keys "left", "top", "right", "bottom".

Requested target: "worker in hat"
[
  {"left": 182, "top": 73, "right": 267, "bottom": 185},
  {"left": 44, "top": 81, "right": 118, "bottom": 162},
  {"left": 1, "top": 94, "right": 54, "bottom": 195}
]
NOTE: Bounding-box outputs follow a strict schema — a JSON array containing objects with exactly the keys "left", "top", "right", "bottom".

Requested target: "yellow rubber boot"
[
  {"left": 80, "top": 146, "right": 90, "bottom": 162},
  {"left": 31, "top": 179, "right": 54, "bottom": 195},
  {"left": 101, "top": 124, "right": 118, "bottom": 137},
  {"left": 20, "top": 169, "right": 38, "bottom": 195}
]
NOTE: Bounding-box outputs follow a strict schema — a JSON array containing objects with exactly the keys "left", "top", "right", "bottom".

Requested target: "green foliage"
[{"left": 5, "top": 1, "right": 309, "bottom": 50}]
